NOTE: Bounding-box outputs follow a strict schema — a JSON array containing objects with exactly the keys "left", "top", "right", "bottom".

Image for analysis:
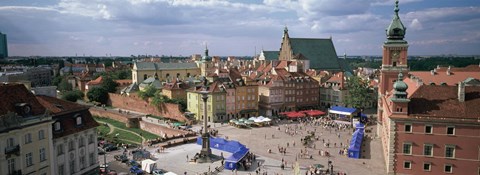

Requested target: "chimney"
[
  {"left": 430, "top": 70, "right": 435, "bottom": 75},
  {"left": 458, "top": 81, "right": 465, "bottom": 102}
]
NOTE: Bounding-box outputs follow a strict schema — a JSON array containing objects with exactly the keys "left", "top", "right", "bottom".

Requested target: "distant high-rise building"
[{"left": 0, "top": 32, "right": 7, "bottom": 59}]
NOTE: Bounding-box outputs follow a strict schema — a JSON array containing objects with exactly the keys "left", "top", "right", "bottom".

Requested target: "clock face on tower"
[{"left": 391, "top": 50, "right": 400, "bottom": 60}]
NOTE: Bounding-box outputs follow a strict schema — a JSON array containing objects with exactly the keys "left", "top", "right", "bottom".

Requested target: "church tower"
[
  {"left": 380, "top": 0, "right": 409, "bottom": 95},
  {"left": 200, "top": 45, "right": 214, "bottom": 77},
  {"left": 279, "top": 26, "right": 293, "bottom": 61}
]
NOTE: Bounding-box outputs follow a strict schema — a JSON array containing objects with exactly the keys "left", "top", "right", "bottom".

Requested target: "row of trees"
[
  {"left": 348, "top": 56, "right": 478, "bottom": 71},
  {"left": 138, "top": 85, "right": 187, "bottom": 112}
]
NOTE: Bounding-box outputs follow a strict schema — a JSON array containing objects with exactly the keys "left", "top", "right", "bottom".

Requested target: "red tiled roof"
[
  {"left": 115, "top": 79, "right": 132, "bottom": 85},
  {"left": 36, "top": 95, "right": 99, "bottom": 138},
  {"left": 0, "top": 84, "right": 46, "bottom": 116},
  {"left": 163, "top": 79, "right": 190, "bottom": 90},
  {"left": 408, "top": 85, "right": 480, "bottom": 119},
  {"left": 409, "top": 66, "right": 480, "bottom": 86},
  {"left": 36, "top": 95, "right": 88, "bottom": 115},
  {"left": 86, "top": 76, "right": 103, "bottom": 85}
]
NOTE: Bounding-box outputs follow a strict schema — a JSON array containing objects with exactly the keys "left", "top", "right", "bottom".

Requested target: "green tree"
[
  {"left": 87, "top": 87, "right": 108, "bottom": 104},
  {"left": 137, "top": 85, "right": 157, "bottom": 100},
  {"left": 58, "top": 78, "right": 72, "bottom": 92},
  {"left": 61, "top": 90, "right": 84, "bottom": 102},
  {"left": 101, "top": 76, "right": 118, "bottom": 93},
  {"left": 151, "top": 91, "right": 168, "bottom": 106},
  {"left": 52, "top": 75, "right": 64, "bottom": 86},
  {"left": 344, "top": 76, "right": 372, "bottom": 109}
]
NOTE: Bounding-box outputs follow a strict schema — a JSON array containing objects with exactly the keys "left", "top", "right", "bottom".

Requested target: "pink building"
[{"left": 378, "top": 1, "right": 480, "bottom": 175}]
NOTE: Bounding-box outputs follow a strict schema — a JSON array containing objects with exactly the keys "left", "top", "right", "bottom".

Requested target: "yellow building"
[
  {"left": 0, "top": 84, "right": 54, "bottom": 175},
  {"left": 132, "top": 61, "right": 200, "bottom": 84},
  {"left": 187, "top": 81, "right": 227, "bottom": 122},
  {"left": 229, "top": 70, "right": 258, "bottom": 118}
]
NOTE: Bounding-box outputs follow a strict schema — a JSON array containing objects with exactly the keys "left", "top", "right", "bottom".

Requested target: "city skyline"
[{"left": 1, "top": 0, "right": 479, "bottom": 57}]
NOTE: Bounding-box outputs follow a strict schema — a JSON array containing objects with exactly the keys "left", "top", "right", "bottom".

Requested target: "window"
[
  {"left": 54, "top": 122, "right": 61, "bottom": 131},
  {"left": 446, "top": 145, "right": 456, "bottom": 158},
  {"left": 444, "top": 164, "right": 453, "bottom": 173},
  {"left": 26, "top": 152, "right": 33, "bottom": 167},
  {"left": 89, "top": 153, "right": 95, "bottom": 166},
  {"left": 76, "top": 116, "right": 82, "bottom": 125},
  {"left": 79, "top": 137, "right": 85, "bottom": 147},
  {"left": 69, "top": 159, "right": 75, "bottom": 174},
  {"left": 80, "top": 156, "right": 86, "bottom": 169},
  {"left": 58, "top": 164, "right": 65, "bottom": 175},
  {"left": 69, "top": 140, "right": 75, "bottom": 151},
  {"left": 8, "top": 159, "right": 15, "bottom": 174},
  {"left": 403, "top": 143, "right": 412, "bottom": 155},
  {"left": 25, "top": 133, "right": 32, "bottom": 144},
  {"left": 39, "top": 130, "right": 45, "bottom": 140},
  {"left": 7, "top": 137, "right": 15, "bottom": 147},
  {"left": 57, "top": 144, "right": 64, "bottom": 155},
  {"left": 424, "top": 144, "right": 433, "bottom": 156},
  {"left": 88, "top": 134, "right": 94, "bottom": 144},
  {"left": 425, "top": 125, "right": 432, "bottom": 134},
  {"left": 447, "top": 126, "right": 455, "bottom": 135},
  {"left": 405, "top": 124, "right": 412, "bottom": 132},
  {"left": 403, "top": 161, "right": 411, "bottom": 169},
  {"left": 40, "top": 148, "right": 46, "bottom": 162},
  {"left": 423, "top": 162, "right": 431, "bottom": 171}
]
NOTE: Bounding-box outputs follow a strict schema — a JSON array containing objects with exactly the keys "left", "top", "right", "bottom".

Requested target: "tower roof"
[
  {"left": 201, "top": 45, "right": 211, "bottom": 62},
  {"left": 386, "top": 0, "right": 406, "bottom": 41}
]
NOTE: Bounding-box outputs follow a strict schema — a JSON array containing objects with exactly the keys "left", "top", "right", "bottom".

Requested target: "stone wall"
[
  {"left": 89, "top": 107, "right": 140, "bottom": 128},
  {"left": 139, "top": 121, "right": 189, "bottom": 138},
  {"left": 107, "top": 93, "right": 188, "bottom": 122}
]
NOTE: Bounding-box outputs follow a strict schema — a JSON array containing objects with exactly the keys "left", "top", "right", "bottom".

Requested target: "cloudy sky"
[{"left": 1, "top": 0, "right": 479, "bottom": 56}]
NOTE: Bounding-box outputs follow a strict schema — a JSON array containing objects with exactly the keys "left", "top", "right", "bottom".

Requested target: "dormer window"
[
  {"left": 75, "top": 114, "right": 83, "bottom": 126},
  {"left": 54, "top": 122, "right": 61, "bottom": 131}
]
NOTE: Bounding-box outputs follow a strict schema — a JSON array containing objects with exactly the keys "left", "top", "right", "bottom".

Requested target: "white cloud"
[{"left": 409, "top": 18, "right": 423, "bottom": 30}]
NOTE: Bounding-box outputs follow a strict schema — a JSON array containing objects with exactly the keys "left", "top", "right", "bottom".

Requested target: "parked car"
[
  {"left": 152, "top": 169, "right": 168, "bottom": 175},
  {"left": 114, "top": 154, "right": 129, "bottom": 163},
  {"left": 103, "top": 144, "right": 118, "bottom": 152},
  {"left": 130, "top": 166, "right": 144, "bottom": 175},
  {"left": 128, "top": 160, "right": 141, "bottom": 167}
]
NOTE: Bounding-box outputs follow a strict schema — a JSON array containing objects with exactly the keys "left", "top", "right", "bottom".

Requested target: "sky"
[{"left": 1, "top": 0, "right": 479, "bottom": 57}]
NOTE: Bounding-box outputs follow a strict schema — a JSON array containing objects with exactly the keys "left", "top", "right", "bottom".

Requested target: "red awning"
[
  {"left": 299, "top": 110, "right": 326, "bottom": 116},
  {"left": 286, "top": 112, "right": 306, "bottom": 118}
]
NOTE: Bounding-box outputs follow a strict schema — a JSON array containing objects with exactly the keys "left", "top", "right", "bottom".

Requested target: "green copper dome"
[
  {"left": 393, "top": 72, "right": 408, "bottom": 92},
  {"left": 386, "top": 0, "right": 406, "bottom": 40},
  {"left": 201, "top": 45, "right": 211, "bottom": 62}
]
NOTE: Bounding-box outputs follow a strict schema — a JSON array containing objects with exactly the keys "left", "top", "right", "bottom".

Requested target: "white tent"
[
  {"left": 141, "top": 159, "right": 157, "bottom": 174},
  {"left": 164, "top": 172, "right": 178, "bottom": 175}
]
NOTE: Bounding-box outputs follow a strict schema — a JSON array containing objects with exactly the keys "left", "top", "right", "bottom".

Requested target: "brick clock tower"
[{"left": 378, "top": 0, "right": 408, "bottom": 125}]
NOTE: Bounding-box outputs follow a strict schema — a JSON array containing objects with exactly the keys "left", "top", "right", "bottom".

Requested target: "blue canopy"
[
  {"left": 196, "top": 137, "right": 249, "bottom": 170},
  {"left": 355, "top": 123, "right": 365, "bottom": 129},
  {"left": 348, "top": 128, "right": 364, "bottom": 159},
  {"left": 329, "top": 106, "right": 357, "bottom": 116}
]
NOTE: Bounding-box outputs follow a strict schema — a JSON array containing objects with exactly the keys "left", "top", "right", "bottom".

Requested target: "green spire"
[
  {"left": 202, "top": 44, "right": 211, "bottom": 62},
  {"left": 393, "top": 72, "right": 408, "bottom": 99},
  {"left": 386, "top": 0, "right": 406, "bottom": 41}
]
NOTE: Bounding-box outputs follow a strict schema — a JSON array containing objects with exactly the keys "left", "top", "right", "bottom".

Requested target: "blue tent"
[
  {"left": 348, "top": 128, "right": 364, "bottom": 159},
  {"left": 329, "top": 106, "right": 357, "bottom": 116},
  {"left": 196, "top": 137, "right": 250, "bottom": 170}
]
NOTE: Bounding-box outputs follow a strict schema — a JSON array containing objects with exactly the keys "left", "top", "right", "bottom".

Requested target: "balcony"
[
  {"left": 8, "top": 170, "right": 22, "bottom": 175},
  {"left": 5, "top": 145, "right": 20, "bottom": 157}
]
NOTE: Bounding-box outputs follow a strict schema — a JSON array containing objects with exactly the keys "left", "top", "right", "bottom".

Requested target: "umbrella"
[
  {"left": 245, "top": 120, "right": 255, "bottom": 124},
  {"left": 313, "top": 164, "right": 326, "bottom": 170},
  {"left": 262, "top": 118, "right": 272, "bottom": 122},
  {"left": 238, "top": 118, "right": 246, "bottom": 122},
  {"left": 229, "top": 119, "right": 237, "bottom": 123},
  {"left": 248, "top": 117, "right": 257, "bottom": 121}
]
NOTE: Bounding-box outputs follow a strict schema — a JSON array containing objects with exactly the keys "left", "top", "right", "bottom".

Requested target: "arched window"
[
  {"left": 187, "top": 73, "right": 191, "bottom": 77},
  {"left": 143, "top": 74, "right": 147, "bottom": 80},
  {"left": 166, "top": 73, "right": 170, "bottom": 78},
  {"left": 177, "top": 73, "right": 180, "bottom": 78}
]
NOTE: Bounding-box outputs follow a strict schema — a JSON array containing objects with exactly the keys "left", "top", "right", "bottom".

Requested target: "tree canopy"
[
  {"left": 100, "top": 76, "right": 118, "bottom": 93},
  {"left": 87, "top": 87, "right": 108, "bottom": 104},
  {"left": 137, "top": 85, "right": 158, "bottom": 100},
  {"left": 61, "top": 90, "right": 84, "bottom": 102},
  {"left": 344, "top": 76, "right": 373, "bottom": 109}
]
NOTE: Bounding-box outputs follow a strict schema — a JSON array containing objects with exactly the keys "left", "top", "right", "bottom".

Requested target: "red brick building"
[{"left": 377, "top": 1, "right": 480, "bottom": 175}]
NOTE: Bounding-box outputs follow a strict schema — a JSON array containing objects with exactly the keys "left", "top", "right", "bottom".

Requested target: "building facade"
[
  {"left": 132, "top": 62, "right": 200, "bottom": 84},
  {"left": 0, "top": 32, "right": 7, "bottom": 59},
  {"left": 36, "top": 95, "right": 99, "bottom": 175},
  {"left": 0, "top": 84, "right": 54, "bottom": 175},
  {"left": 377, "top": 1, "right": 480, "bottom": 175},
  {"left": 187, "top": 81, "right": 227, "bottom": 122}
]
